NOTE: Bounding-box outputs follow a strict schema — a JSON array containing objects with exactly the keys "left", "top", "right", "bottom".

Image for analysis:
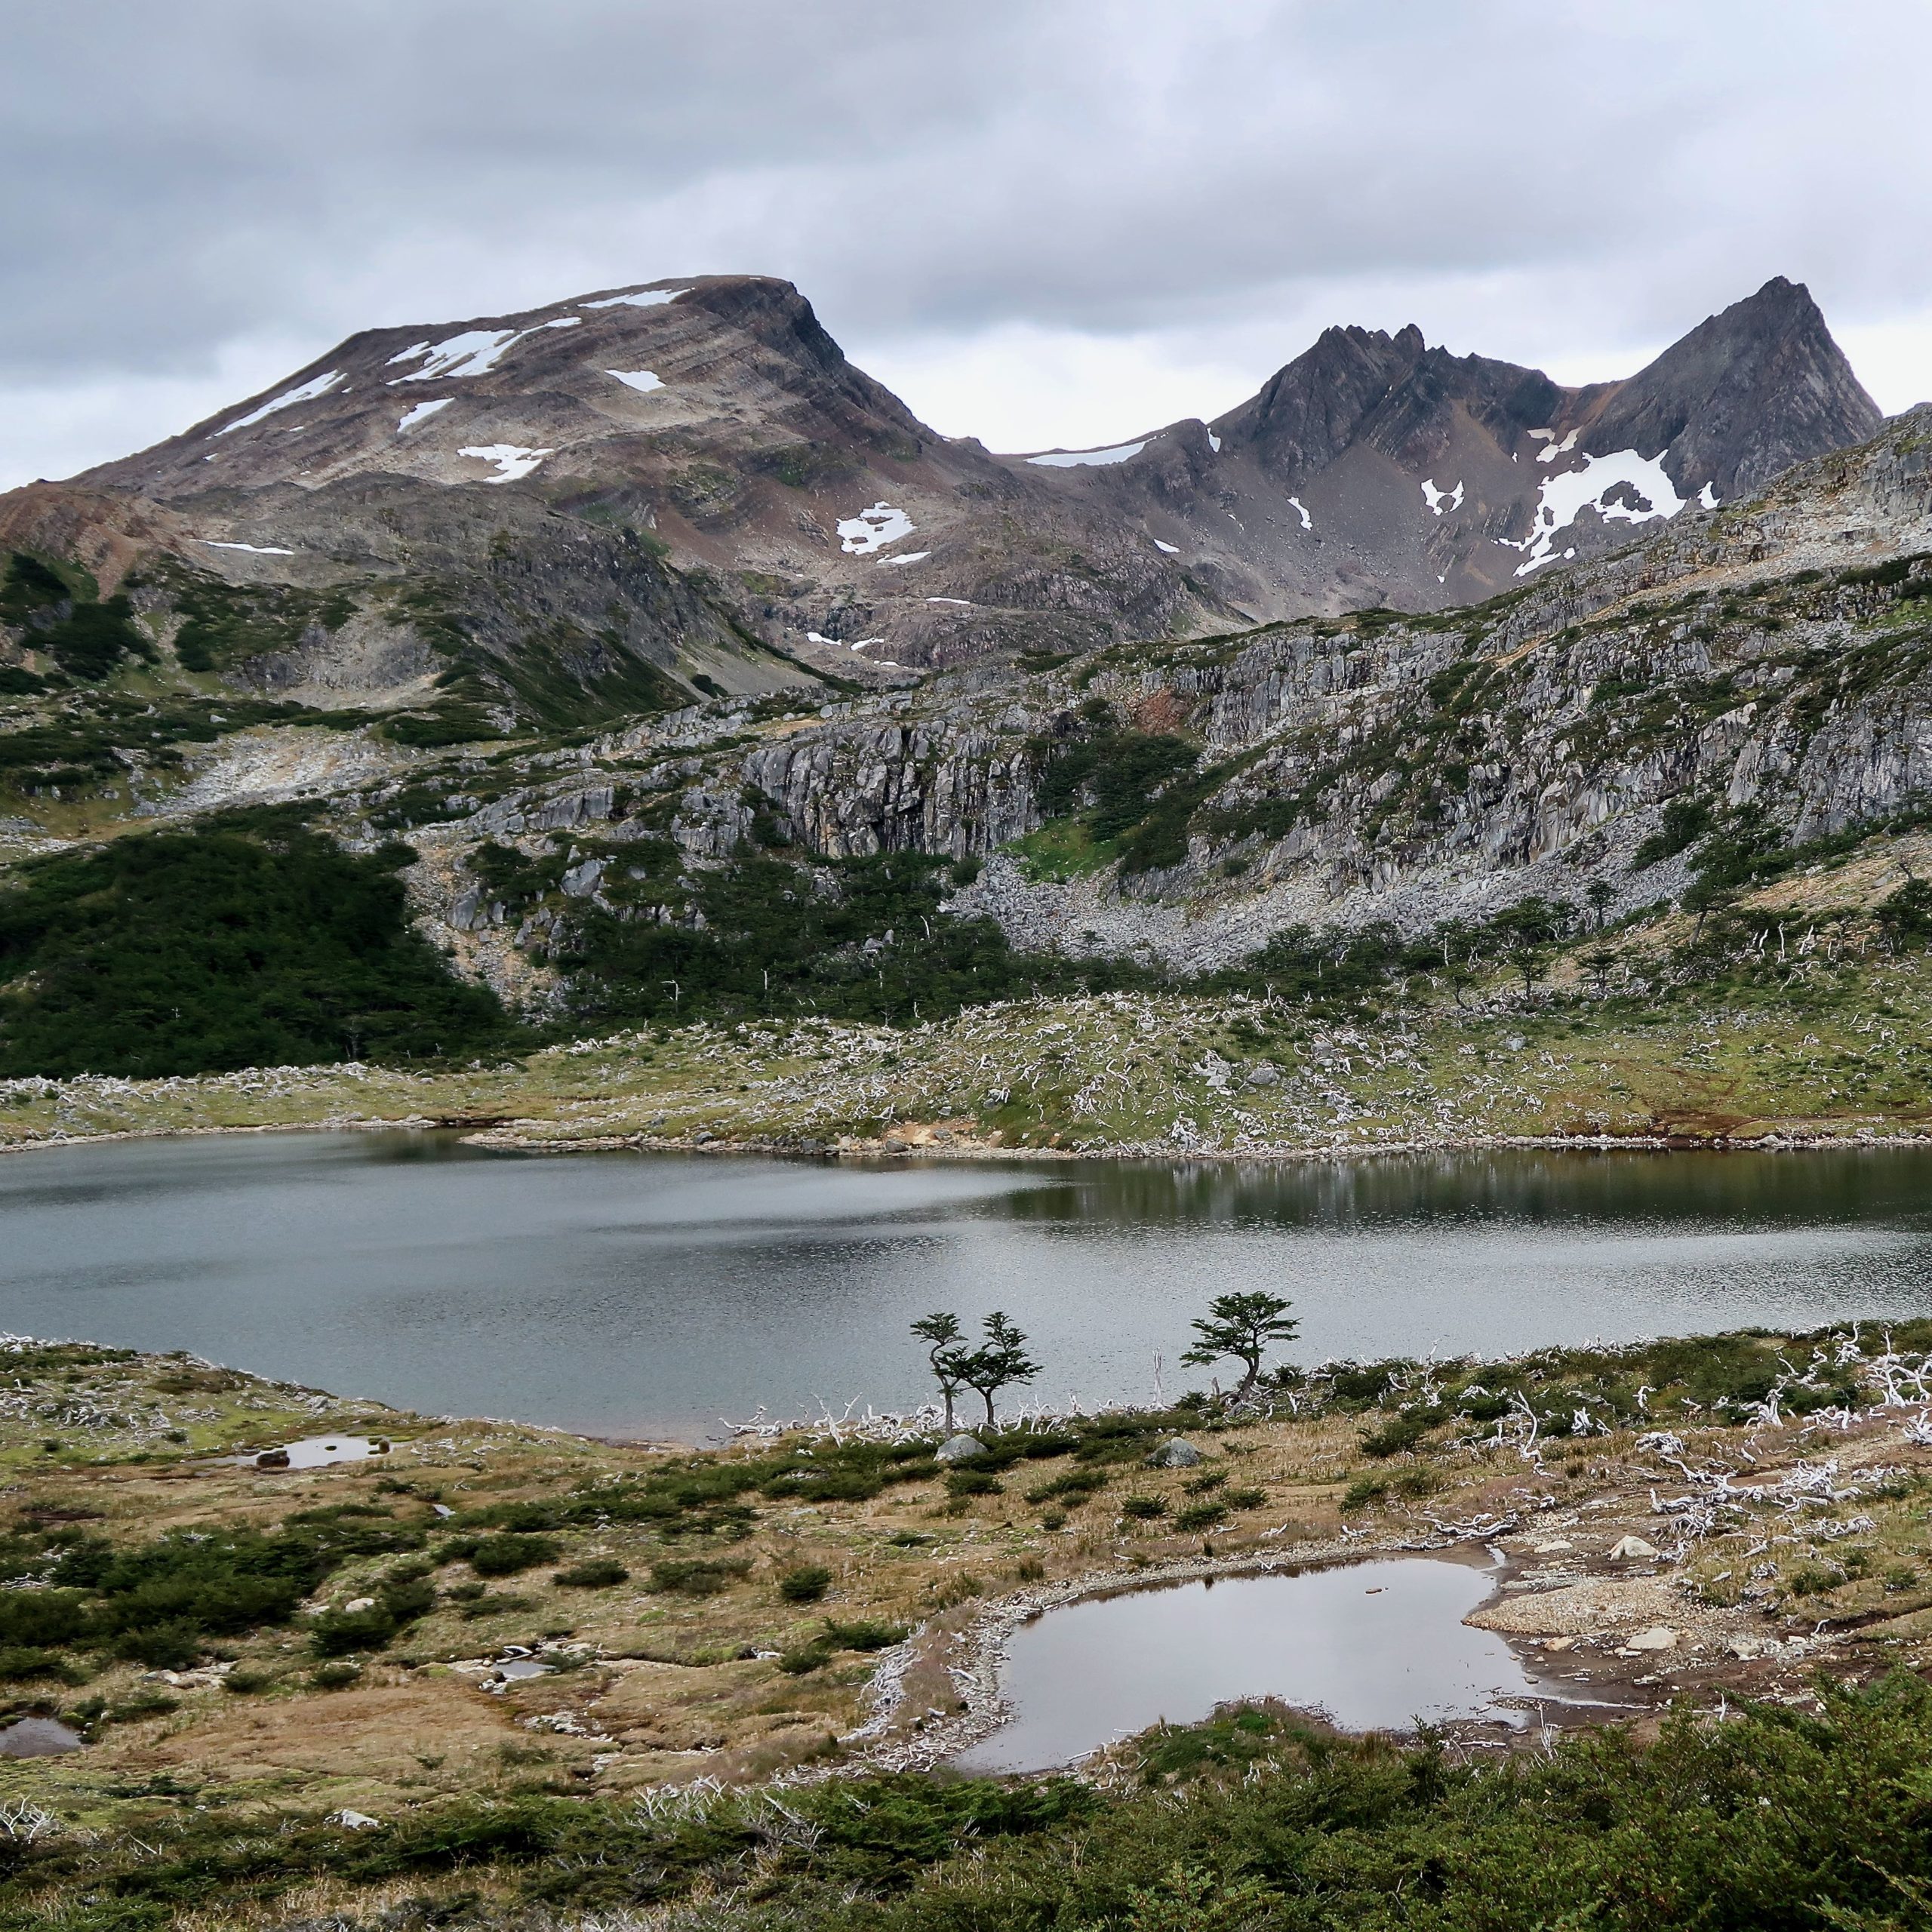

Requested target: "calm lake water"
[{"left": 2, "top": 1133, "right": 1931, "bottom": 1438}]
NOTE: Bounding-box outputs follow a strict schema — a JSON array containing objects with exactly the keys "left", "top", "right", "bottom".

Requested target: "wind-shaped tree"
[
  {"left": 960, "top": 1311, "right": 1040, "bottom": 1428},
  {"left": 910, "top": 1311, "right": 970, "bottom": 1432},
  {"left": 1181, "top": 1291, "right": 1299, "bottom": 1404}
]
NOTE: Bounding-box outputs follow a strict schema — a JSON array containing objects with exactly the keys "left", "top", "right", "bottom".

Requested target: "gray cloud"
[{"left": 5, "top": 0, "right": 1931, "bottom": 482}]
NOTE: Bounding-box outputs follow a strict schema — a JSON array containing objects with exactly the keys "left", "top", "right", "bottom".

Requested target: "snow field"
[
  {"left": 837, "top": 503, "right": 915, "bottom": 555},
  {"left": 216, "top": 371, "right": 345, "bottom": 435}
]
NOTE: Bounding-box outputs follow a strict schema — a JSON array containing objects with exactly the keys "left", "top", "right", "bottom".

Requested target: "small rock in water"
[
  {"left": 1147, "top": 1438, "right": 1204, "bottom": 1469},
  {"left": 255, "top": 1448, "right": 291, "bottom": 1469},
  {"left": 1608, "top": 1535, "right": 1659, "bottom": 1561},
  {"left": 935, "top": 1435, "right": 986, "bottom": 1464}
]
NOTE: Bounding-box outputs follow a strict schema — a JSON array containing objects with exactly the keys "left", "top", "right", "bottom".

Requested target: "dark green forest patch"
[{"left": 0, "top": 809, "right": 507, "bottom": 1075}]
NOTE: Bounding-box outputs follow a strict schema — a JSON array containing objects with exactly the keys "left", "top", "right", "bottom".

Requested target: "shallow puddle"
[
  {"left": 251, "top": 1436, "right": 391, "bottom": 1469},
  {"left": 955, "top": 1558, "right": 1571, "bottom": 1774},
  {"left": 0, "top": 1717, "right": 84, "bottom": 1757}
]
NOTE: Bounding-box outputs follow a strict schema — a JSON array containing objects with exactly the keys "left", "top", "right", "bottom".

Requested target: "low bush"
[
  {"left": 553, "top": 1560, "right": 629, "bottom": 1590},
  {"left": 777, "top": 1565, "right": 833, "bottom": 1604},
  {"left": 945, "top": 1470, "right": 1004, "bottom": 1498},
  {"left": 1172, "top": 1501, "right": 1229, "bottom": 1533},
  {"left": 468, "top": 1534, "right": 561, "bottom": 1578},
  {"left": 648, "top": 1557, "right": 751, "bottom": 1597}
]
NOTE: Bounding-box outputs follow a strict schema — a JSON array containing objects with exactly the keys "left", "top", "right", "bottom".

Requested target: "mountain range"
[{"left": 0, "top": 274, "right": 1883, "bottom": 731}]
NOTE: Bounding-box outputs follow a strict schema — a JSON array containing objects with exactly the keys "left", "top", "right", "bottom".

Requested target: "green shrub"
[
  {"left": 1360, "top": 1409, "right": 1438, "bottom": 1459},
  {"left": 118, "top": 1618, "right": 202, "bottom": 1671},
  {"left": 0, "top": 1646, "right": 80, "bottom": 1683},
  {"left": 1025, "top": 1468, "right": 1109, "bottom": 1506},
  {"left": 469, "top": 1534, "right": 561, "bottom": 1578},
  {"left": 554, "top": 1560, "right": 629, "bottom": 1590},
  {"left": 648, "top": 1558, "right": 750, "bottom": 1597},
  {"left": 777, "top": 1565, "right": 833, "bottom": 1604},
  {"left": 309, "top": 1607, "right": 400, "bottom": 1657},
  {"left": 946, "top": 1470, "right": 1004, "bottom": 1498},
  {"left": 1119, "top": 1495, "right": 1169, "bottom": 1520},
  {"left": 0, "top": 1589, "right": 87, "bottom": 1649},
  {"left": 311, "top": 1661, "right": 361, "bottom": 1690},
  {"left": 1173, "top": 1502, "right": 1229, "bottom": 1533},
  {"left": 1182, "top": 1470, "right": 1227, "bottom": 1496},
  {"left": 1223, "top": 1487, "right": 1267, "bottom": 1511},
  {"left": 820, "top": 1618, "right": 908, "bottom": 1653}
]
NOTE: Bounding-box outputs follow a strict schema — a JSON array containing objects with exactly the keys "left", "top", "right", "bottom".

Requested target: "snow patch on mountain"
[
  {"left": 878, "top": 550, "right": 929, "bottom": 567},
  {"left": 1420, "top": 478, "right": 1465, "bottom": 516},
  {"left": 197, "top": 539, "right": 295, "bottom": 555},
  {"left": 1152, "top": 537, "right": 1180, "bottom": 553},
  {"left": 389, "top": 318, "right": 581, "bottom": 384},
  {"left": 460, "top": 445, "right": 554, "bottom": 484},
  {"left": 837, "top": 503, "right": 915, "bottom": 555},
  {"left": 1026, "top": 441, "right": 1147, "bottom": 468},
  {"left": 217, "top": 371, "right": 344, "bottom": 435},
  {"left": 1287, "top": 497, "right": 1313, "bottom": 531},
  {"left": 1506, "top": 450, "right": 1685, "bottom": 575},
  {"left": 397, "top": 398, "right": 453, "bottom": 433},
  {"left": 584, "top": 288, "right": 688, "bottom": 309},
  {"left": 606, "top": 370, "right": 664, "bottom": 393}
]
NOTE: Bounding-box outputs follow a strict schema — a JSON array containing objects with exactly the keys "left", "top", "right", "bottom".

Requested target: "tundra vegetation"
[{"left": 4, "top": 1315, "right": 1932, "bottom": 1929}]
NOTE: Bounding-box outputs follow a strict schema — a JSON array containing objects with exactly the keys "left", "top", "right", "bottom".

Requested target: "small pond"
[
  {"left": 954, "top": 1558, "right": 1576, "bottom": 1774},
  {"left": 0, "top": 1717, "right": 84, "bottom": 1757}
]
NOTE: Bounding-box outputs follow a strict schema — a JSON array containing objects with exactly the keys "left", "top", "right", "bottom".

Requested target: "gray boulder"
[
  {"left": 934, "top": 1434, "right": 986, "bottom": 1464},
  {"left": 1146, "top": 1438, "right": 1204, "bottom": 1469}
]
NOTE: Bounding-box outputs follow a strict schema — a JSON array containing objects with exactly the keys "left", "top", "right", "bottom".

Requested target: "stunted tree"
[
  {"left": 911, "top": 1312, "right": 970, "bottom": 1432},
  {"left": 1491, "top": 896, "right": 1574, "bottom": 999},
  {"left": 1183, "top": 1291, "right": 1299, "bottom": 1404},
  {"left": 959, "top": 1310, "right": 1040, "bottom": 1429}
]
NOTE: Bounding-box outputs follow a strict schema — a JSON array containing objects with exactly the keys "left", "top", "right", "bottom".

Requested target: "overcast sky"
[{"left": 5, "top": 0, "right": 1930, "bottom": 488}]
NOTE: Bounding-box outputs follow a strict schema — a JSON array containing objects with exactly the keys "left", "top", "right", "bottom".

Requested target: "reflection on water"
[
  {"left": 2, "top": 1134, "right": 1931, "bottom": 1438},
  {"left": 955, "top": 1558, "right": 1569, "bottom": 1772}
]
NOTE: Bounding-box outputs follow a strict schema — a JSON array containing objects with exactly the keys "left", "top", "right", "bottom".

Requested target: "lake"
[{"left": 2, "top": 1132, "right": 1930, "bottom": 1439}]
